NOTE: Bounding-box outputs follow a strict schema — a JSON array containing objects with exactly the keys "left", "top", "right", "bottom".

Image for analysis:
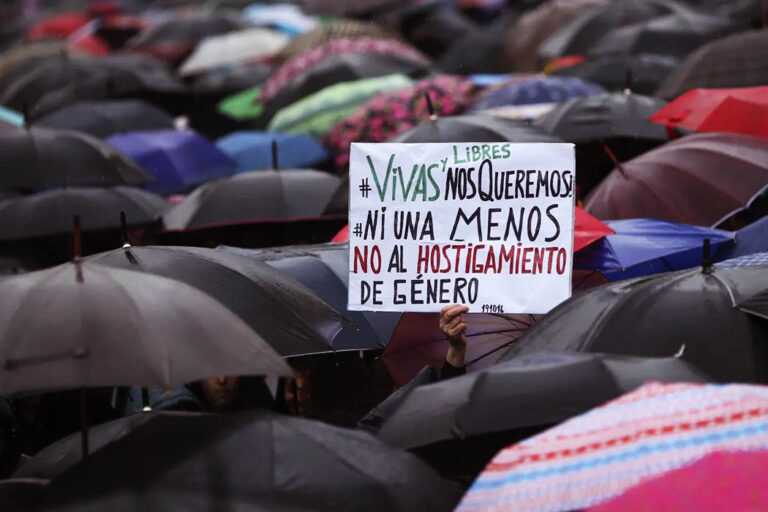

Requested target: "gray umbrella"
[
  {"left": 390, "top": 114, "right": 562, "bottom": 143},
  {"left": 0, "top": 261, "right": 292, "bottom": 395}
]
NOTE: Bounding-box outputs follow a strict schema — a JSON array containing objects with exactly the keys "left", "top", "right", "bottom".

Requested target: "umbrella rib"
[{"left": 709, "top": 271, "right": 738, "bottom": 308}]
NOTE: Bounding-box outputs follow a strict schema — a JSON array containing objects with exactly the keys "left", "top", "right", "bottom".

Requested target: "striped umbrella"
[{"left": 457, "top": 382, "right": 768, "bottom": 512}]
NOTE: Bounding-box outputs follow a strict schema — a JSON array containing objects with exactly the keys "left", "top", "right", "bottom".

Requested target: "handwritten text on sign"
[{"left": 348, "top": 143, "right": 575, "bottom": 313}]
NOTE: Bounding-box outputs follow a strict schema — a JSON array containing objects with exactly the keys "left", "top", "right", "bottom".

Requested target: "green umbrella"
[
  {"left": 218, "top": 86, "right": 264, "bottom": 121},
  {"left": 267, "top": 73, "right": 412, "bottom": 136}
]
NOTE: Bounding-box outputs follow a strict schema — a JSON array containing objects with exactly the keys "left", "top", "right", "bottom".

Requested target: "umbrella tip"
[
  {"left": 423, "top": 91, "right": 436, "bottom": 120},
  {"left": 120, "top": 210, "right": 130, "bottom": 248},
  {"left": 701, "top": 238, "right": 713, "bottom": 273},
  {"left": 271, "top": 139, "right": 278, "bottom": 170}
]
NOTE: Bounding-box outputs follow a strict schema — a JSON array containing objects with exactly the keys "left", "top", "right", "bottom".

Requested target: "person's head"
[{"left": 198, "top": 376, "right": 240, "bottom": 412}]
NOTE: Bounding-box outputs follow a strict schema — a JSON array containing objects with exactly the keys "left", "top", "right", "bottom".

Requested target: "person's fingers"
[
  {"left": 444, "top": 315, "right": 464, "bottom": 331},
  {"left": 442, "top": 304, "right": 469, "bottom": 323},
  {"left": 447, "top": 322, "right": 467, "bottom": 339}
]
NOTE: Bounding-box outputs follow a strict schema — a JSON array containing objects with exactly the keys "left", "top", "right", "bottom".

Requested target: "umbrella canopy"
[
  {"left": 217, "top": 84, "right": 265, "bottom": 121},
  {"left": 0, "top": 41, "right": 83, "bottom": 90},
  {"left": 191, "top": 63, "right": 272, "bottom": 98},
  {"left": 33, "top": 99, "right": 175, "bottom": 138},
  {"left": 718, "top": 215, "right": 768, "bottom": 260},
  {"left": 242, "top": 4, "right": 318, "bottom": 37},
  {"left": 86, "top": 246, "right": 345, "bottom": 357},
  {"left": 268, "top": 73, "right": 413, "bottom": 136},
  {"left": 376, "top": 352, "right": 708, "bottom": 451},
  {"left": 656, "top": 30, "right": 768, "bottom": 100},
  {"left": 500, "top": 263, "right": 768, "bottom": 383},
  {"left": 123, "top": 13, "right": 248, "bottom": 66},
  {"left": 106, "top": 129, "right": 236, "bottom": 196},
  {"left": 216, "top": 131, "right": 329, "bottom": 173},
  {"left": 538, "top": 0, "right": 678, "bottom": 61},
  {"left": 163, "top": 169, "right": 340, "bottom": 230},
  {"left": 471, "top": 76, "right": 605, "bottom": 111},
  {"left": 585, "top": 133, "right": 768, "bottom": 227},
  {"left": 303, "top": 0, "right": 408, "bottom": 16},
  {"left": 717, "top": 251, "right": 768, "bottom": 269},
  {"left": 274, "top": 20, "right": 395, "bottom": 62},
  {"left": 390, "top": 113, "right": 562, "bottom": 143},
  {"left": 0, "top": 186, "right": 167, "bottom": 241},
  {"left": 0, "top": 127, "right": 152, "bottom": 190},
  {"left": 178, "top": 28, "right": 289, "bottom": 77},
  {"left": 590, "top": 450, "right": 768, "bottom": 512},
  {"left": 0, "top": 261, "right": 291, "bottom": 394},
  {"left": 220, "top": 242, "right": 400, "bottom": 352},
  {"left": 457, "top": 382, "right": 768, "bottom": 512},
  {"left": 44, "top": 411, "right": 460, "bottom": 512},
  {"left": 574, "top": 218, "right": 734, "bottom": 280},
  {"left": 501, "top": 0, "right": 610, "bottom": 72},
  {"left": 588, "top": 8, "right": 740, "bottom": 60},
  {"left": 650, "top": 86, "right": 768, "bottom": 140},
  {"left": 437, "top": 11, "right": 515, "bottom": 75},
  {"left": 535, "top": 91, "right": 669, "bottom": 194},
  {"left": 552, "top": 53, "right": 678, "bottom": 95},
  {"left": 324, "top": 75, "right": 477, "bottom": 170}
]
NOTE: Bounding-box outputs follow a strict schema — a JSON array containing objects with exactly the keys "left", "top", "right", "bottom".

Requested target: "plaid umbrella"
[
  {"left": 457, "top": 382, "right": 768, "bottom": 512},
  {"left": 323, "top": 75, "right": 478, "bottom": 170},
  {"left": 274, "top": 20, "right": 395, "bottom": 62},
  {"left": 471, "top": 76, "right": 605, "bottom": 111},
  {"left": 656, "top": 30, "right": 768, "bottom": 100}
]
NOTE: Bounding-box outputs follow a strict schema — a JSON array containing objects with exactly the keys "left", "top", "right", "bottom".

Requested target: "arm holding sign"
[{"left": 439, "top": 304, "right": 468, "bottom": 379}]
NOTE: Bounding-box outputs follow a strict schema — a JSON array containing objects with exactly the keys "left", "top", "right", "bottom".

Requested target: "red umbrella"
[
  {"left": 650, "top": 86, "right": 768, "bottom": 140},
  {"left": 26, "top": 12, "right": 91, "bottom": 40},
  {"left": 585, "top": 132, "right": 768, "bottom": 227},
  {"left": 331, "top": 225, "right": 348, "bottom": 242},
  {"left": 590, "top": 450, "right": 768, "bottom": 512}
]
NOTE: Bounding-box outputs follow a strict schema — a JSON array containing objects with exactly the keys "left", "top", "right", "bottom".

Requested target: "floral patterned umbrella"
[{"left": 322, "top": 75, "right": 479, "bottom": 170}]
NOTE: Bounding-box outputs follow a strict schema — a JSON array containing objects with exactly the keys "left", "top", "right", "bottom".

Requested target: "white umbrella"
[{"left": 178, "top": 28, "right": 288, "bottom": 76}]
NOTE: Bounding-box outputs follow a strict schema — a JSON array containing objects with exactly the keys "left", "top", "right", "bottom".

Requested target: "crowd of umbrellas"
[{"left": 0, "top": 0, "right": 766, "bottom": 510}]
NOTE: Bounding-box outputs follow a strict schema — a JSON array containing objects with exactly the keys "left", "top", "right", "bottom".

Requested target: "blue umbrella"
[
  {"left": 107, "top": 130, "right": 236, "bottom": 196},
  {"left": 716, "top": 252, "right": 768, "bottom": 269},
  {"left": 717, "top": 215, "right": 768, "bottom": 261},
  {"left": 216, "top": 131, "right": 329, "bottom": 173},
  {"left": 242, "top": 4, "right": 317, "bottom": 37},
  {"left": 471, "top": 76, "right": 606, "bottom": 111},
  {"left": 574, "top": 218, "right": 734, "bottom": 281}
]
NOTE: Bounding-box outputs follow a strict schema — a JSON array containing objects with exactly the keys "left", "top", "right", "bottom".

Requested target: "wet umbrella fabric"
[
  {"left": 216, "top": 131, "right": 329, "bottom": 173},
  {"left": 585, "top": 133, "right": 768, "bottom": 227},
  {"left": 0, "top": 127, "right": 152, "bottom": 189},
  {"left": 374, "top": 352, "right": 708, "bottom": 450},
  {"left": 85, "top": 246, "right": 345, "bottom": 357},
  {"left": 718, "top": 216, "right": 768, "bottom": 260},
  {"left": 106, "top": 129, "right": 236, "bottom": 196},
  {"left": 274, "top": 21, "right": 395, "bottom": 62},
  {"left": 649, "top": 86, "right": 768, "bottom": 140},
  {"left": 191, "top": 64, "right": 272, "bottom": 99},
  {"left": 552, "top": 53, "right": 678, "bottom": 96},
  {"left": 0, "top": 262, "right": 292, "bottom": 394},
  {"left": 656, "top": 30, "right": 768, "bottom": 100},
  {"left": 457, "top": 382, "right": 768, "bottom": 512},
  {"left": 0, "top": 186, "right": 167, "bottom": 241},
  {"left": 390, "top": 114, "right": 561, "bottom": 143},
  {"left": 44, "top": 411, "right": 460, "bottom": 512},
  {"left": 500, "top": 264, "right": 768, "bottom": 383},
  {"left": 574, "top": 218, "right": 734, "bottom": 280},
  {"left": 33, "top": 99, "right": 175, "bottom": 138},
  {"left": 163, "top": 169, "right": 340, "bottom": 230},
  {"left": 471, "top": 76, "right": 605, "bottom": 112}
]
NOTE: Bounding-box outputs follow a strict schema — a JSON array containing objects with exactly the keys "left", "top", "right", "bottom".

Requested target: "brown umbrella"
[
  {"left": 656, "top": 29, "right": 768, "bottom": 100},
  {"left": 501, "top": 0, "right": 610, "bottom": 72},
  {"left": 585, "top": 132, "right": 768, "bottom": 227}
]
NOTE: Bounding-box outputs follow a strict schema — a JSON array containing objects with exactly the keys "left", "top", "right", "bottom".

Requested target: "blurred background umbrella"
[
  {"left": 273, "top": 20, "right": 395, "bottom": 62},
  {"left": 190, "top": 63, "right": 272, "bottom": 99},
  {"left": 390, "top": 113, "right": 561, "bottom": 143},
  {"left": 106, "top": 129, "right": 236, "bottom": 196},
  {"left": 242, "top": 3, "right": 318, "bottom": 37},
  {"left": 656, "top": 29, "right": 768, "bottom": 100},
  {"left": 470, "top": 76, "right": 605, "bottom": 112},
  {"left": 0, "top": 127, "right": 152, "bottom": 190},
  {"left": 534, "top": 91, "right": 668, "bottom": 196},
  {"left": 86, "top": 245, "right": 346, "bottom": 357},
  {"left": 585, "top": 133, "right": 768, "bottom": 227},
  {"left": 216, "top": 131, "right": 329, "bottom": 173},
  {"left": 44, "top": 411, "right": 460, "bottom": 512},
  {"left": 163, "top": 169, "right": 340, "bottom": 231},
  {"left": 574, "top": 218, "right": 734, "bottom": 280},
  {"left": 457, "top": 382, "right": 768, "bottom": 512},
  {"left": 33, "top": 99, "right": 175, "bottom": 138},
  {"left": 551, "top": 53, "right": 679, "bottom": 95},
  {"left": 500, "top": 263, "right": 768, "bottom": 383}
]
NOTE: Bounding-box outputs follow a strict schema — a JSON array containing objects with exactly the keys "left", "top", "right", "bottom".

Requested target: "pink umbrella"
[{"left": 590, "top": 450, "right": 768, "bottom": 512}]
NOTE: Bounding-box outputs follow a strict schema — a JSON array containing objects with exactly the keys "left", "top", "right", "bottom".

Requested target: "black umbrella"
[
  {"left": 655, "top": 29, "right": 768, "bottom": 100},
  {"left": 191, "top": 63, "right": 272, "bottom": 99},
  {"left": 221, "top": 243, "right": 401, "bottom": 352},
  {"left": 534, "top": 91, "right": 668, "bottom": 196},
  {"left": 0, "top": 187, "right": 167, "bottom": 241},
  {"left": 163, "top": 169, "right": 341, "bottom": 231},
  {"left": 538, "top": 0, "right": 676, "bottom": 61},
  {"left": 33, "top": 99, "right": 175, "bottom": 138},
  {"left": 390, "top": 114, "right": 562, "bottom": 143},
  {"left": 437, "top": 12, "right": 516, "bottom": 75},
  {"left": 44, "top": 411, "right": 461, "bottom": 512},
  {"left": 552, "top": 53, "right": 678, "bottom": 96},
  {"left": 588, "top": 8, "right": 741, "bottom": 59},
  {"left": 86, "top": 245, "right": 346, "bottom": 357},
  {"left": 500, "top": 262, "right": 768, "bottom": 383},
  {"left": 0, "top": 478, "right": 45, "bottom": 511},
  {"left": 0, "top": 127, "right": 152, "bottom": 190},
  {"left": 0, "top": 260, "right": 292, "bottom": 395}
]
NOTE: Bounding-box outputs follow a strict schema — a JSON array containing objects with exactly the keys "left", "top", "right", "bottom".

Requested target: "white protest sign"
[{"left": 348, "top": 142, "right": 575, "bottom": 313}]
